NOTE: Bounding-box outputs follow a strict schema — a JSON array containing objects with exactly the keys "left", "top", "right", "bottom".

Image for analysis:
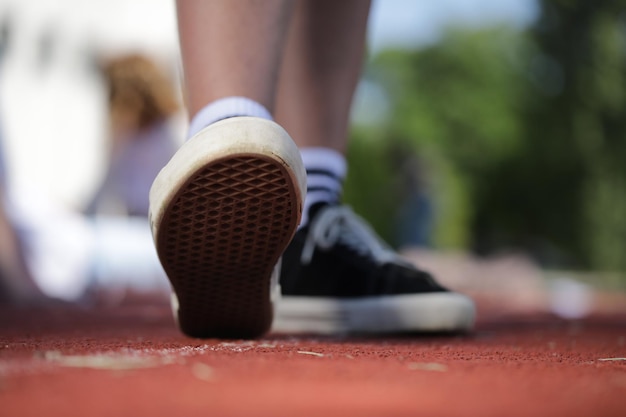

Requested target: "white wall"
[{"left": 0, "top": 0, "right": 180, "bottom": 208}]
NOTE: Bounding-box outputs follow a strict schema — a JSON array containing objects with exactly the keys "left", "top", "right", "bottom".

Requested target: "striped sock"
[
  {"left": 300, "top": 147, "right": 347, "bottom": 227},
  {"left": 187, "top": 97, "right": 273, "bottom": 139}
]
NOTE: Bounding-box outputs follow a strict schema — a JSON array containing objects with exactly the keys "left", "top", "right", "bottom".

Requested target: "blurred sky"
[{"left": 0, "top": 0, "right": 538, "bottom": 208}]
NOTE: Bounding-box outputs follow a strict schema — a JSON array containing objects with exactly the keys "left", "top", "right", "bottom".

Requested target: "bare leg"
[
  {"left": 168, "top": 0, "right": 476, "bottom": 337},
  {"left": 275, "top": 0, "right": 371, "bottom": 153},
  {"left": 176, "top": 0, "right": 294, "bottom": 116},
  {"left": 154, "top": 0, "right": 307, "bottom": 338}
]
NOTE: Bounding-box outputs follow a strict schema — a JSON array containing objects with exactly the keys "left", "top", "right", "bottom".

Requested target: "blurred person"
[
  {"left": 391, "top": 144, "right": 435, "bottom": 249},
  {"left": 0, "top": 55, "right": 173, "bottom": 304},
  {"left": 86, "top": 53, "right": 180, "bottom": 217},
  {"left": 150, "top": 0, "right": 475, "bottom": 339},
  {"left": 0, "top": 15, "right": 177, "bottom": 303}
]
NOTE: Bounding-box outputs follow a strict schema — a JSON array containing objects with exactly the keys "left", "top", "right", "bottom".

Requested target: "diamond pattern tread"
[{"left": 156, "top": 154, "right": 298, "bottom": 339}]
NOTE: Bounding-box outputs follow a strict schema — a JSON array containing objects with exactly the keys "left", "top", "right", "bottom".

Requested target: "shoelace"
[{"left": 300, "top": 205, "right": 413, "bottom": 267}]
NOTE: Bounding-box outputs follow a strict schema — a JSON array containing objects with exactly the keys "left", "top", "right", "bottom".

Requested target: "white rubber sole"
[
  {"left": 271, "top": 292, "right": 476, "bottom": 334},
  {"left": 150, "top": 117, "right": 306, "bottom": 338}
]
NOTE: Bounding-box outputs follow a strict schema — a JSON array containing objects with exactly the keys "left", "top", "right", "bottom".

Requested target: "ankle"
[
  {"left": 300, "top": 147, "right": 346, "bottom": 227},
  {"left": 187, "top": 97, "right": 273, "bottom": 139}
]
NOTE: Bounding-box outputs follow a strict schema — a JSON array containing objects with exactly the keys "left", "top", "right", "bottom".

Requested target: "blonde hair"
[{"left": 101, "top": 53, "right": 179, "bottom": 131}]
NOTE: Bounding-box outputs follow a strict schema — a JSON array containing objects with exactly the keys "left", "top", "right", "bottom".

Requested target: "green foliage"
[
  {"left": 528, "top": 0, "right": 626, "bottom": 271},
  {"left": 346, "top": 26, "right": 529, "bottom": 251},
  {"left": 343, "top": 126, "right": 398, "bottom": 244},
  {"left": 344, "top": 0, "right": 626, "bottom": 274}
]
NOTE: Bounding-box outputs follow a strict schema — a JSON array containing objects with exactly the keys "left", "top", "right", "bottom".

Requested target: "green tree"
[
  {"left": 346, "top": 1, "right": 626, "bottom": 277},
  {"left": 347, "top": 26, "right": 529, "bottom": 250},
  {"left": 523, "top": 0, "right": 626, "bottom": 272}
]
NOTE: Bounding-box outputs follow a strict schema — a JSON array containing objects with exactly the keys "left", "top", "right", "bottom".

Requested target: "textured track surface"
[
  {"left": 156, "top": 155, "right": 298, "bottom": 338},
  {"left": 1, "top": 302, "right": 625, "bottom": 417}
]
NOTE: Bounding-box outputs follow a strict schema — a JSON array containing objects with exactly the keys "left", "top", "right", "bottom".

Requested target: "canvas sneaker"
[
  {"left": 149, "top": 117, "right": 306, "bottom": 339},
  {"left": 272, "top": 203, "right": 475, "bottom": 334}
]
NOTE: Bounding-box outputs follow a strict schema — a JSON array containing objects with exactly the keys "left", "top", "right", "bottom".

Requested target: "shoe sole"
[
  {"left": 150, "top": 117, "right": 305, "bottom": 339},
  {"left": 272, "top": 292, "right": 475, "bottom": 334}
]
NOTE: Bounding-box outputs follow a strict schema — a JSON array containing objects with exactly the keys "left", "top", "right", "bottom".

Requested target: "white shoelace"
[{"left": 300, "top": 205, "right": 412, "bottom": 267}]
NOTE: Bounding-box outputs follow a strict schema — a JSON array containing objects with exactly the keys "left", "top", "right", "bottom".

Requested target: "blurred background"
[
  {"left": 0, "top": 0, "right": 625, "bottom": 312},
  {"left": 346, "top": 0, "right": 626, "bottom": 297}
]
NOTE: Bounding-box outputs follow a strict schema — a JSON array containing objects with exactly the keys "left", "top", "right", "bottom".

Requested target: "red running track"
[{"left": 1, "top": 302, "right": 625, "bottom": 417}]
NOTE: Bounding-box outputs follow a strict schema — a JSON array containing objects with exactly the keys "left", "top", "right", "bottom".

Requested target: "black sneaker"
[{"left": 272, "top": 203, "right": 475, "bottom": 334}]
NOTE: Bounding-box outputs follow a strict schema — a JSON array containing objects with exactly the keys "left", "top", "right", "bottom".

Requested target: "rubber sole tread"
[{"left": 156, "top": 154, "right": 298, "bottom": 338}]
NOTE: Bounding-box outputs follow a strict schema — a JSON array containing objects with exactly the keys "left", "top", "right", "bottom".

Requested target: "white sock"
[
  {"left": 187, "top": 97, "right": 273, "bottom": 139},
  {"left": 188, "top": 103, "right": 346, "bottom": 227},
  {"left": 300, "top": 147, "right": 347, "bottom": 227}
]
